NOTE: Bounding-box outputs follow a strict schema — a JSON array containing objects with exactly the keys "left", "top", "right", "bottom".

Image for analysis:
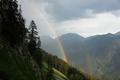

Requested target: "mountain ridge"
[{"left": 41, "top": 32, "right": 120, "bottom": 80}]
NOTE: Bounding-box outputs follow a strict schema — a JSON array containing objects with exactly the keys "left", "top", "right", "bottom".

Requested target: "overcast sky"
[{"left": 19, "top": 0, "right": 120, "bottom": 37}]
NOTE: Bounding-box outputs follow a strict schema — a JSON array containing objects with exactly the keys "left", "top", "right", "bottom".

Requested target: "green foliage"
[{"left": 53, "top": 68, "right": 69, "bottom": 80}]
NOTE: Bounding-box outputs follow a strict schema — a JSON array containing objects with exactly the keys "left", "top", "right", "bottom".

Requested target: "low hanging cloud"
[{"left": 57, "top": 11, "right": 120, "bottom": 37}]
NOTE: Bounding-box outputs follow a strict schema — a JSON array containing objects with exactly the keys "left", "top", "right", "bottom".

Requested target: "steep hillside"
[
  {"left": 0, "top": 40, "right": 41, "bottom": 80},
  {"left": 0, "top": 40, "right": 91, "bottom": 80}
]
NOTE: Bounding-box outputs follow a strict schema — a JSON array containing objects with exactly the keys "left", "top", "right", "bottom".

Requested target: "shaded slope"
[{"left": 0, "top": 41, "right": 40, "bottom": 80}]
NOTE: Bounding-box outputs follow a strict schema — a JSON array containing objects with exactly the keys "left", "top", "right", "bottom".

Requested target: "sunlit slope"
[
  {"left": 53, "top": 68, "right": 69, "bottom": 80},
  {"left": 43, "top": 62, "right": 69, "bottom": 80}
]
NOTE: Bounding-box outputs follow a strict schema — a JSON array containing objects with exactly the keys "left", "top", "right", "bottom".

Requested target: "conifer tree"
[
  {"left": 28, "top": 20, "right": 41, "bottom": 53},
  {"left": 28, "top": 20, "right": 38, "bottom": 42}
]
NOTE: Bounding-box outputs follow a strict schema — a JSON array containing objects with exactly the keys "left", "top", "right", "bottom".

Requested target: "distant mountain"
[
  {"left": 115, "top": 31, "right": 120, "bottom": 35},
  {"left": 57, "top": 33, "right": 87, "bottom": 68},
  {"left": 41, "top": 33, "right": 85, "bottom": 59},
  {"left": 58, "top": 33, "right": 85, "bottom": 43},
  {"left": 41, "top": 36, "right": 63, "bottom": 58},
  {"left": 41, "top": 32, "right": 120, "bottom": 80}
]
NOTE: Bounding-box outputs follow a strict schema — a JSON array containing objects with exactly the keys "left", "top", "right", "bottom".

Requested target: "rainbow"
[
  {"left": 22, "top": 0, "right": 94, "bottom": 75},
  {"left": 36, "top": 8, "right": 68, "bottom": 63},
  {"left": 35, "top": 7, "right": 95, "bottom": 76}
]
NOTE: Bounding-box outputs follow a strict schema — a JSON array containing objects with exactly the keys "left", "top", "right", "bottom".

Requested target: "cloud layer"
[
  {"left": 40, "top": 0, "right": 120, "bottom": 21},
  {"left": 57, "top": 11, "right": 120, "bottom": 37},
  {"left": 19, "top": 0, "right": 120, "bottom": 37}
]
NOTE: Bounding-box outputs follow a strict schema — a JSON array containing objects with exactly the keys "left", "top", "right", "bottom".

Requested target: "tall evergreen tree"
[
  {"left": 0, "top": 0, "right": 26, "bottom": 46},
  {"left": 28, "top": 20, "right": 41, "bottom": 54},
  {"left": 28, "top": 20, "right": 38, "bottom": 42}
]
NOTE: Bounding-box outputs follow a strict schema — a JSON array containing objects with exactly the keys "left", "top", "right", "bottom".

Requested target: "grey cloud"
[
  {"left": 19, "top": 0, "right": 120, "bottom": 37},
  {"left": 20, "top": 0, "right": 120, "bottom": 21},
  {"left": 39, "top": 0, "right": 120, "bottom": 21}
]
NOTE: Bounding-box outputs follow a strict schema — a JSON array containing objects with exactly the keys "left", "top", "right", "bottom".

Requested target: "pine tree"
[
  {"left": 28, "top": 20, "right": 41, "bottom": 54},
  {"left": 28, "top": 20, "right": 38, "bottom": 43}
]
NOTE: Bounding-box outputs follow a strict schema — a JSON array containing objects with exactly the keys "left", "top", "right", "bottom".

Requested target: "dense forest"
[{"left": 0, "top": 0, "right": 96, "bottom": 80}]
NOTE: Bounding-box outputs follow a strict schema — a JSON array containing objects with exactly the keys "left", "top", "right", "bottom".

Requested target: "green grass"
[
  {"left": 53, "top": 68, "right": 69, "bottom": 80},
  {"left": 42, "top": 62, "right": 69, "bottom": 80}
]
